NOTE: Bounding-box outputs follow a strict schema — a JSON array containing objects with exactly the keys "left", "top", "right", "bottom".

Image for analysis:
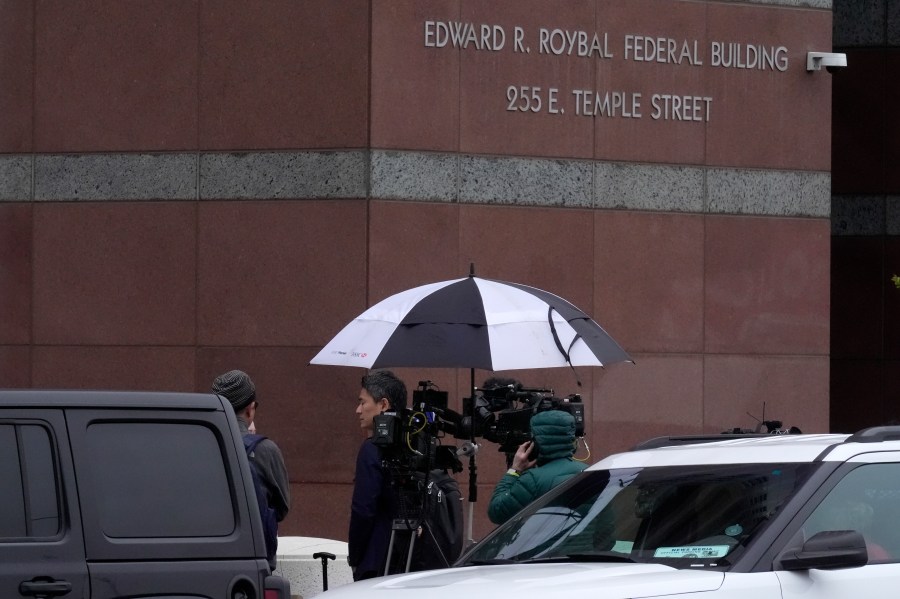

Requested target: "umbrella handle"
[{"left": 313, "top": 551, "right": 336, "bottom": 591}]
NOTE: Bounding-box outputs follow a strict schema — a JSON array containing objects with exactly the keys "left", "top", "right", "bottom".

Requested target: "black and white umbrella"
[
  {"left": 310, "top": 272, "right": 631, "bottom": 371},
  {"left": 311, "top": 269, "right": 631, "bottom": 547}
]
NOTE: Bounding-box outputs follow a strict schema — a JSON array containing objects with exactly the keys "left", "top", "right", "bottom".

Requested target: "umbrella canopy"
[{"left": 310, "top": 275, "right": 631, "bottom": 371}]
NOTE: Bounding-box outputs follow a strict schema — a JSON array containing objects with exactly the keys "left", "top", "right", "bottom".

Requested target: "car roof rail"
[
  {"left": 630, "top": 433, "right": 771, "bottom": 451},
  {"left": 845, "top": 425, "right": 900, "bottom": 443}
]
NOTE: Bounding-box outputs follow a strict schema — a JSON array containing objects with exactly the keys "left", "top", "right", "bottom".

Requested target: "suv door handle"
[{"left": 18, "top": 577, "right": 72, "bottom": 598}]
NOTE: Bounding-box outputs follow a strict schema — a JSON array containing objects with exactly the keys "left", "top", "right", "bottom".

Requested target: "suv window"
[
  {"left": 83, "top": 422, "right": 234, "bottom": 538},
  {"left": 464, "top": 463, "right": 818, "bottom": 569},
  {"left": 0, "top": 423, "right": 60, "bottom": 539},
  {"left": 794, "top": 463, "right": 900, "bottom": 563}
]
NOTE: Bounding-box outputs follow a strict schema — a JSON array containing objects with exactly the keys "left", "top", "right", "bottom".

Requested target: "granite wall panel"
[
  {"left": 457, "top": 0, "right": 596, "bottom": 159},
  {"left": 458, "top": 203, "right": 595, "bottom": 311},
  {"left": 196, "top": 200, "right": 368, "bottom": 347},
  {"left": 0, "top": 0, "right": 33, "bottom": 153},
  {"left": 368, "top": 201, "right": 461, "bottom": 303},
  {"left": 591, "top": 354, "right": 704, "bottom": 455},
  {"left": 371, "top": 0, "right": 833, "bottom": 170},
  {"left": 594, "top": 211, "right": 705, "bottom": 354},
  {"left": 34, "top": 0, "right": 199, "bottom": 152},
  {"left": 31, "top": 346, "right": 196, "bottom": 391},
  {"left": 371, "top": 0, "right": 461, "bottom": 152},
  {"left": 0, "top": 346, "right": 31, "bottom": 388},
  {"left": 705, "top": 3, "right": 832, "bottom": 171},
  {"left": 0, "top": 203, "right": 32, "bottom": 344},
  {"left": 200, "top": 0, "right": 369, "bottom": 150},
  {"left": 705, "top": 215, "right": 830, "bottom": 355},
  {"left": 703, "top": 354, "right": 830, "bottom": 434},
  {"left": 591, "top": 0, "right": 709, "bottom": 165},
  {"left": 32, "top": 202, "right": 197, "bottom": 345}
]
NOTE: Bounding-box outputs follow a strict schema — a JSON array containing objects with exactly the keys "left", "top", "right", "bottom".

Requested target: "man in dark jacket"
[
  {"left": 212, "top": 369, "right": 291, "bottom": 568},
  {"left": 487, "top": 409, "right": 587, "bottom": 525},
  {"left": 348, "top": 370, "right": 405, "bottom": 580}
]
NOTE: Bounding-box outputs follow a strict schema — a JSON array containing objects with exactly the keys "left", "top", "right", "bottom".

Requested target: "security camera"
[{"left": 806, "top": 51, "right": 848, "bottom": 73}]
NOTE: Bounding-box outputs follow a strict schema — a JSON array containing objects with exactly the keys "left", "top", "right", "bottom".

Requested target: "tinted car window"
[
  {"left": 796, "top": 462, "right": 900, "bottom": 563},
  {"left": 464, "top": 463, "right": 817, "bottom": 569},
  {"left": 0, "top": 424, "right": 26, "bottom": 537},
  {"left": 21, "top": 425, "right": 61, "bottom": 537},
  {"left": 0, "top": 423, "right": 60, "bottom": 539},
  {"left": 84, "top": 422, "right": 234, "bottom": 538}
]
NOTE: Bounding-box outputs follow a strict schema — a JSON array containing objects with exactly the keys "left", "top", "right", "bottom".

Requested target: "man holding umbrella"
[{"left": 349, "top": 370, "right": 405, "bottom": 581}]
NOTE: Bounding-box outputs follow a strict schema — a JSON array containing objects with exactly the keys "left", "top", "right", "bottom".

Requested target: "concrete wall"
[
  {"left": 276, "top": 537, "right": 354, "bottom": 599},
  {"left": 0, "top": 0, "right": 833, "bottom": 543}
]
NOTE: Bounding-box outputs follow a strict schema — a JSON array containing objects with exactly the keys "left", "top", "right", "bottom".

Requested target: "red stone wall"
[{"left": 0, "top": 0, "right": 833, "bottom": 543}]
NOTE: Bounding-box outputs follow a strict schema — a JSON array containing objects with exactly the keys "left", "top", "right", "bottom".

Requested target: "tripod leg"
[
  {"left": 466, "top": 501, "right": 475, "bottom": 548},
  {"left": 404, "top": 528, "right": 418, "bottom": 573},
  {"left": 466, "top": 452, "right": 478, "bottom": 546},
  {"left": 384, "top": 528, "right": 397, "bottom": 577}
]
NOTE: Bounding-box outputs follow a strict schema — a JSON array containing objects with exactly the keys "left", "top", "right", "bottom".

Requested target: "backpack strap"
[{"left": 243, "top": 433, "right": 268, "bottom": 455}]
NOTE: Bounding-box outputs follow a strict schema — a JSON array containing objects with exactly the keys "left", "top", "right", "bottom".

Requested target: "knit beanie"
[{"left": 212, "top": 369, "right": 256, "bottom": 412}]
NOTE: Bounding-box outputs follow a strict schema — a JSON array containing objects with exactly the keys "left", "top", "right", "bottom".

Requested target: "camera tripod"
[
  {"left": 382, "top": 471, "right": 428, "bottom": 576},
  {"left": 383, "top": 517, "right": 421, "bottom": 576},
  {"left": 382, "top": 469, "right": 460, "bottom": 576}
]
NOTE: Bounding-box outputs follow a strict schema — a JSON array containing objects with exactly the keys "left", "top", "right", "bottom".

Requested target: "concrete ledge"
[
  {"left": 34, "top": 154, "right": 197, "bottom": 201},
  {"left": 275, "top": 536, "right": 354, "bottom": 599},
  {"left": 0, "top": 155, "right": 30, "bottom": 201},
  {"left": 2, "top": 150, "right": 831, "bottom": 218}
]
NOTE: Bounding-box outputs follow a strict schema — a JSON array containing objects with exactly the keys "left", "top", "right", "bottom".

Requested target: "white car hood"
[{"left": 323, "top": 563, "right": 724, "bottom": 599}]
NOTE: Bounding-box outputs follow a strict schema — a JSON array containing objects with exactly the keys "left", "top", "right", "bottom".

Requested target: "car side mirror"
[{"left": 779, "top": 530, "right": 868, "bottom": 570}]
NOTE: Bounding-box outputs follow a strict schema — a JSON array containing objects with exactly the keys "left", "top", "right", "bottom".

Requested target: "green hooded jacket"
[{"left": 487, "top": 409, "right": 588, "bottom": 525}]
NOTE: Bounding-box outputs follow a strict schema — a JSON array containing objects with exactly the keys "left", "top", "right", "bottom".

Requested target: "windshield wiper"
[
  {"left": 466, "top": 558, "right": 520, "bottom": 565},
  {"left": 519, "top": 552, "right": 636, "bottom": 564}
]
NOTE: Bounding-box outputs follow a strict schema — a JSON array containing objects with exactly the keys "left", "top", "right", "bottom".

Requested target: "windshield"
[{"left": 462, "top": 463, "right": 817, "bottom": 569}]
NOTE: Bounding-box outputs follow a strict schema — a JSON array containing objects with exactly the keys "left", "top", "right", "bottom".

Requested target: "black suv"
[{"left": 0, "top": 390, "right": 290, "bottom": 599}]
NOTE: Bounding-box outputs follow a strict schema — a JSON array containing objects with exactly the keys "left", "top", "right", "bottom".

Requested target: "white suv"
[{"left": 324, "top": 428, "right": 900, "bottom": 599}]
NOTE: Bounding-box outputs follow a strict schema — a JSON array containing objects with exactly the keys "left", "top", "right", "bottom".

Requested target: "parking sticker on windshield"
[{"left": 653, "top": 546, "right": 730, "bottom": 559}]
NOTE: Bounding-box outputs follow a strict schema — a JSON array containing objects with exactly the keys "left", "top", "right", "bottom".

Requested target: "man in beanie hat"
[
  {"left": 212, "top": 369, "right": 291, "bottom": 568},
  {"left": 487, "top": 409, "right": 587, "bottom": 525}
]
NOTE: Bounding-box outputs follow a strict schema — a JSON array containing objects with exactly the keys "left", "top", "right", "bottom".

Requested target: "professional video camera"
[
  {"left": 372, "top": 380, "right": 586, "bottom": 473},
  {"left": 454, "top": 381, "right": 586, "bottom": 455},
  {"left": 372, "top": 379, "right": 586, "bottom": 573},
  {"left": 371, "top": 382, "right": 463, "bottom": 478}
]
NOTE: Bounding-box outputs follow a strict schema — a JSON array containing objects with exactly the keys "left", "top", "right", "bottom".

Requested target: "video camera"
[
  {"left": 372, "top": 384, "right": 463, "bottom": 477},
  {"left": 456, "top": 382, "right": 585, "bottom": 455},
  {"left": 372, "top": 380, "right": 586, "bottom": 475}
]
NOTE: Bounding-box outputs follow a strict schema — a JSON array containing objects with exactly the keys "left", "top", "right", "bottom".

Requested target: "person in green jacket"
[{"left": 488, "top": 409, "right": 588, "bottom": 525}]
